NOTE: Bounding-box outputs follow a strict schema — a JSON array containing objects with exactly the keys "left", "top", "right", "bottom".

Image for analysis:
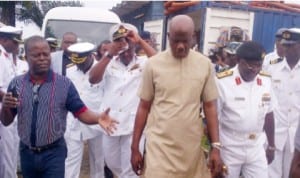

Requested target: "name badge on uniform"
[
  {"left": 234, "top": 97, "right": 245, "bottom": 101},
  {"left": 262, "top": 93, "right": 271, "bottom": 102},
  {"left": 129, "top": 63, "right": 140, "bottom": 71}
]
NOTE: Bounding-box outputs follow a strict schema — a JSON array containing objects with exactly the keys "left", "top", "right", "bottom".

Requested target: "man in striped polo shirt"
[{"left": 0, "top": 36, "right": 118, "bottom": 178}]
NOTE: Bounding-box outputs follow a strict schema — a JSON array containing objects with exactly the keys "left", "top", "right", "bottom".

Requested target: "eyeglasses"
[
  {"left": 32, "top": 84, "right": 40, "bottom": 104},
  {"left": 241, "top": 60, "right": 262, "bottom": 70}
]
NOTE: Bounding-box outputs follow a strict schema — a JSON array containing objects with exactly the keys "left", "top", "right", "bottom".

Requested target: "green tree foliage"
[
  {"left": 0, "top": 1, "right": 82, "bottom": 28},
  {"left": 0, "top": 1, "right": 16, "bottom": 26},
  {"left": 19, "top": 1, "right": 82, "bottom": 29}
]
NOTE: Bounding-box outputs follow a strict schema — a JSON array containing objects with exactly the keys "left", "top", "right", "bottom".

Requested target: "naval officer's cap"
[
  {"left": 46, "top": 37, "right": 58, "bottom": 48},
  {"left": 109, "top": 23, "right": 138, "bottom": 41},
  {"left": 275, "top": 28, "right": 288, "bottom": 39},
  {"left": 236, "top": 41, "right": 265, "bottom": 61},
  {"left": 281, "top": 28, "right": 300, "bottom": 45},
  {"left": 67, "top": 42, "right": 95, "bottom": 64},
  {"left": 0, "top": 26, "right": 22, "bottom": 43}
]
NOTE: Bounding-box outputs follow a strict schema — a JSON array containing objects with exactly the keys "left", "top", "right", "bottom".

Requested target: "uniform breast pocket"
[
  {"left": 272, "top": 79, "right": 284, "bottom": 92},
  {"left": 224, "top": 98, "right": 247, "bottom": 121},
  {"left": 226, "top": 97, "right": 247, "bottom": 108},
  {"left": 294, "top": 84, "right": 300, "bottom": 106},
  {"left": 129, "top": 68, "right": 143, "bottom": 79}
]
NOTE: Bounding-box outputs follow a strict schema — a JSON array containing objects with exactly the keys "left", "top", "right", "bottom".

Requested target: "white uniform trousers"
[
  {"left": 268, "top": 138, "right": 293, "bottom": 178},
  {"left": 0, "top": 121, "right": 19, "bottom": 178},
  {"left": 103, "top": 134, "right": 145, "bottom": 178},
  {"left": 65, "top": 134, "right": 104, "bottom": 178},
  {"left": 221, "top": 145, "right": 268, "bottom": 178}
]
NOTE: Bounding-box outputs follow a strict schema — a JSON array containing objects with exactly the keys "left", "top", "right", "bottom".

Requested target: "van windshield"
[{"left": 45, "top": 20, "right": 115, "bottom": 46}]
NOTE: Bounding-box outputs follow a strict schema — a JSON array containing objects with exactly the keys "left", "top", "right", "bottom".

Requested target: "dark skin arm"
[
  {"left": 0, "top": 92, "right": 18, "bottom": 126},
  {"left": 131, "top": 99, "right": 152, "bottom": 176},
  {"left": 89, "top": 40, "right": 124, "bottom": 84},
  {"left": 0, "top": 92, "right": 118, "bottom": 135},
  {"left": 264, "top": 112, "right": 275, "bottom": 164},
  {"left": 77, "top": 108, "right": 118, "bottom": 135},
  {"left": 126, "top": 30, "right": 157, "bottom": 58},
  {"left": 89, "top": 30, "right": 156, "bottom": 84},
  {"left": 203, "top": 99, "right": 223, "bottom": 178},
  {"left": 290, "top": 149, "right": 300, "bottom": 178}
]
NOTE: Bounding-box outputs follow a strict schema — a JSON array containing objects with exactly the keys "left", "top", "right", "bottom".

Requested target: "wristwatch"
[
  {"left": 211, "top": 142, "right": 222, "bottom": 150},
  {"left": 267, "top": 145, "right": 276, "bottom": 151},
  {"left": 104, "top": 51, "right": 113, "bottom": 59}
]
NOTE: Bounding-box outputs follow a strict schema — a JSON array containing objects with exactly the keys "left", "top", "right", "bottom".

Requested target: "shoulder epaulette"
[
  {"left": 66, "top": 63, "right": 75, "bottom": 68},
  {"left": 259, "top": 71, "right": 271, "bottom": 77},
  {"left": 270, "top": 58, "right": 283, "bottom": 65},
  {"left": 216, "top": 69, "right": 233, "bottom": 79}
]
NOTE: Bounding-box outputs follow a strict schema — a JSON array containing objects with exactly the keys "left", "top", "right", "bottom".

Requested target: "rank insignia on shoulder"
[
  {"left": 216, "top": 70, "right": 233, "bottom": 79},
  {"left": 66, "top": 63, "right": 75, "bottom": 68},
  {"left": 269, "top": 58, "right": 283, "bottom": 64},
  {"left": 259, "top": 71, "right": 271, "bottom": 77}
]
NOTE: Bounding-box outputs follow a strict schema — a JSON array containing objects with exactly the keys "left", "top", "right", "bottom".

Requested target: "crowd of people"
[{"left": 0, "top": 14, "right": 299, "bottom": 178}]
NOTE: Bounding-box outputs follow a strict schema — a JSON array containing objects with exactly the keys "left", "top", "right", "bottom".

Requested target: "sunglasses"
[{"left": 33, "top": 84, "right": 40, "bottom": 104}]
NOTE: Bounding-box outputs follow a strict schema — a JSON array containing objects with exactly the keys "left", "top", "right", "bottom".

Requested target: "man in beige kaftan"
[{"left": 131, "top": 15, "right": 223, "bottom": 178}]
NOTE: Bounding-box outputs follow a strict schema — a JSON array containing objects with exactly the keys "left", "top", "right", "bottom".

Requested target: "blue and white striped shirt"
[{"left": 7, "top": 70, "right": 86, "bottom": 147}]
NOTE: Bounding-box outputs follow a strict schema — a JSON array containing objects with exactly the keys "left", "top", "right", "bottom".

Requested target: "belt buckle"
[
  {"left": 30, "top": 146, "right": 43, "bottom": 152},
  {"left": 248, "top": 134, "right": 256, "bottom": 140}
]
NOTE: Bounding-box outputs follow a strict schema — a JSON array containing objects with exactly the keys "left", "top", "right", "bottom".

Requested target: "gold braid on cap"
[
  {"left": 118, "top": 27, "right": 127, "bottom": 34},
  {"left": 69, "top": 53, "right": 87, "bottom": 64}
]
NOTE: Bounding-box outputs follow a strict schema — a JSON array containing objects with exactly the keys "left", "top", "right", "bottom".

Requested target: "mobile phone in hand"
[{"left": 11, "top": 86, "right": 19, "bottom": 99}]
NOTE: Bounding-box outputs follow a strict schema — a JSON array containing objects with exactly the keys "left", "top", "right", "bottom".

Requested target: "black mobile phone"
[{"left": 11, "top": 86, "right": 19, "bottom": 98}]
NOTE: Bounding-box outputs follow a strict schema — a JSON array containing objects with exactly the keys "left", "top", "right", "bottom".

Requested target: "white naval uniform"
[
  {"left": 64, "top": 60, "right": 105, "bottom": 178},
  {"left": 263, "top": 51, "right": 280, "bottom": 68},
  {"left": 216, "top": 66, "right": 275, "bottom": 178},
  {"left": 99, "top": 55, "right": 146, "bottom": 178},
  {"left": 51, "top": 50, "right": 64, "bottom": 75},
  {"left": 264, "top": 58, "right": 300, "bottom": 178},
  {"left": 0, "top": 45, "right": 28, "bottom": 178}
]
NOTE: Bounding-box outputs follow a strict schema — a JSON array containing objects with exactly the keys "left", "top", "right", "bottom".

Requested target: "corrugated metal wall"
[
  {"left": 252, "top": 11, "right": 300, "bottom": 53},
  {"left": 117, "top": 1, "right": 300, "bottom": 54},
  {"left": 120, "top": 1, "right": 164, "bottom": 32}
]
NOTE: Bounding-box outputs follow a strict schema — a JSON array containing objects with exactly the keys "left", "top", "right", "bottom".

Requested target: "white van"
[{"left": 41, "top": 7, "right": 121, "bottom": 46}]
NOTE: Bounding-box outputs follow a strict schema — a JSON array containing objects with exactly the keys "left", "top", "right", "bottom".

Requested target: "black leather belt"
[{"left": 22, "top": 137, "right": 63, "bottom": 153}]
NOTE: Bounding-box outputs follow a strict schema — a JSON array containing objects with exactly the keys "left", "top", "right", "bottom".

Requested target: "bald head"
[
  {"left": 168, "top": 15, "right": 195, "bottom": 59},
  {"left": 169, "top": 15, "right": 194, "bottom": 34},
  {"left": 61, "top": 32, "right": 77, "bottom": 51}
]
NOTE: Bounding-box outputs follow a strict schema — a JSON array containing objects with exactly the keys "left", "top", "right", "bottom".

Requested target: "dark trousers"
[{"left": 20, "top": 138, "right": 67, "bottom": 178}]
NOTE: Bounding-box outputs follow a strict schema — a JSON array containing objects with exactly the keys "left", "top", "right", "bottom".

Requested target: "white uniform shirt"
[
  {"left": 263, "top": 51, "right": 279, "bottom": 68},
  {"left": 99, "top": 55, "right": 147, "bottom": 136},
  {"left": 65, "top": 60, "right": 104, "bottom": 140},
  {"left": 51, "top": 50, "right": 63, "bottom": 75},
  {"left": 264, "top": 59, "right": 300, "bottom": 152},
  {"left": 0, "top": 45, "right": 28, "bottom": 108},
  {"left": 216, "top": 66, "right": 276, "bottom": 147}
]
